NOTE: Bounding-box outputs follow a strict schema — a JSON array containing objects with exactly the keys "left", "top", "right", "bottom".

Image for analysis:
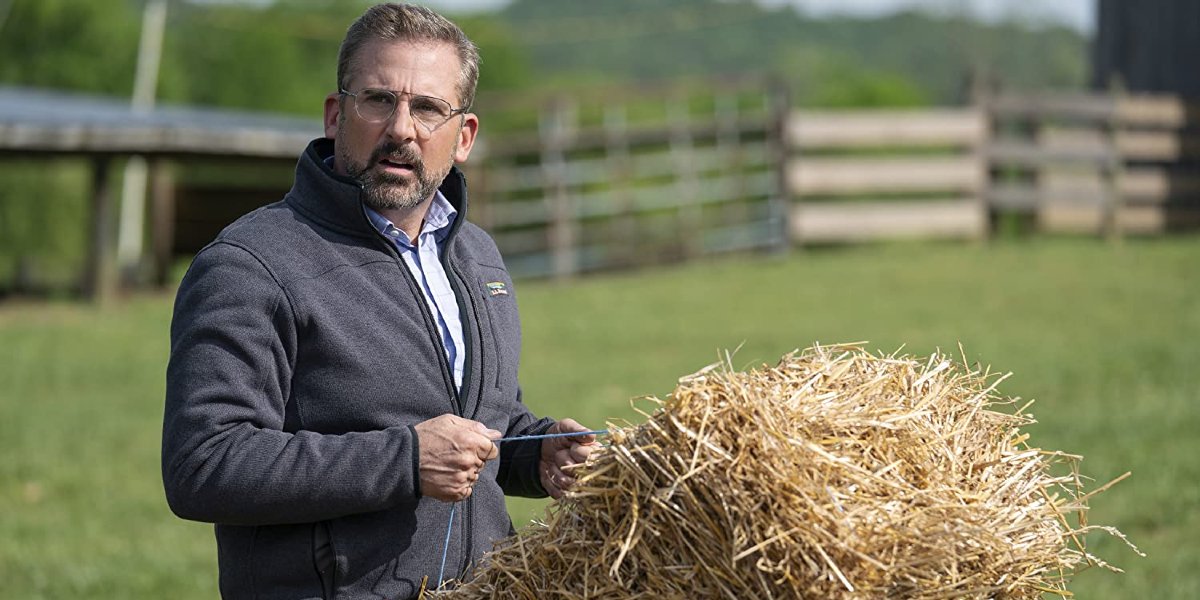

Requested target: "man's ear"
[
  {"left": 453, "top": 113, "right": 479, "bottom": 163},
  {"left": 323, "top": 93, "right": 342, "bottom": 139}
]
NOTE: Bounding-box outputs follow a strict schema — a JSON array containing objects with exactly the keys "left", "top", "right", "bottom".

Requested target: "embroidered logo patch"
[{"left": 486, "top": 281, "right": 508, "bottom": 296}]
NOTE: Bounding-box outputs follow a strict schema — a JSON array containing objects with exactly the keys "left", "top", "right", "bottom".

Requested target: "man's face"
[{"left": 323, "top": 39, "right": 478, "bottom": 212}]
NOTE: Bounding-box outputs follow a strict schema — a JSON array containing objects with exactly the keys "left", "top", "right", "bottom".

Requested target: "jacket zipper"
[
  {"left": 438, "top": 174, "right": 477, "bottom": 578},
  {"left": 359, "top": 179, "right": 480, "bottom": 579}
]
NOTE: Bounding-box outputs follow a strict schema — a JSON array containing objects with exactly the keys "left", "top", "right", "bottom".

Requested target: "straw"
[{"left": 432, "top": 343, "right": 1139, "bottom": 599}]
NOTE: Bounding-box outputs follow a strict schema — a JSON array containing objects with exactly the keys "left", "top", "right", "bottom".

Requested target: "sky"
[{"left": 421, "top": 0, "right": 1096, "bottom": 33}]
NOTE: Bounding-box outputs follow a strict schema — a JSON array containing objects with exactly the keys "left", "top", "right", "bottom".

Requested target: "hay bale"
[{"left": 437, "top": 344, "right": 1137, "bottom": 599}]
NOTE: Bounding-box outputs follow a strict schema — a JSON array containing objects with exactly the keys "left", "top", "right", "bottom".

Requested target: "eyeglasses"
[{"left": 339, "top": 88, "right": 468, "bottom": 134}]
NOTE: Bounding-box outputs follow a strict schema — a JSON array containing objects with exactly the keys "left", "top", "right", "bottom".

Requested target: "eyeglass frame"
[{"left": 338, "top": 88, "right": 470, "bottom": 134}]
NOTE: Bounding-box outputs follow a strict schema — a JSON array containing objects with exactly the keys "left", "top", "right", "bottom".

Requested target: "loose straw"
[{"left": 432, "top": 344, "right": 1139, "bottom": 599}]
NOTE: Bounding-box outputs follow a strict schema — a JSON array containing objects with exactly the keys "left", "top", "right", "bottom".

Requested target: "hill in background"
[{"left": 494, "top": 0, "right": 1089, "bottom": 106}]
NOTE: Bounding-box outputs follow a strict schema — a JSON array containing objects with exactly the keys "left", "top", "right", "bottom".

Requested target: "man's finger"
[
  {"left": 567, "top": 443, "right": 593, "bottom": 464},
  {"left": 540, "top": 467, "right": 561, "bottom": 499},
  {"left": 474, "top": 421, "right": 503, "bottom": 439},
  {"left": 548, "top": 463, "right": 574, "bottom": 487}
]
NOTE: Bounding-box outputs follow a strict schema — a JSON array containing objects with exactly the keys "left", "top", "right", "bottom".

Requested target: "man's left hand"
[{"left": 539, "top": 418, "right": 598, "bottom": 499}]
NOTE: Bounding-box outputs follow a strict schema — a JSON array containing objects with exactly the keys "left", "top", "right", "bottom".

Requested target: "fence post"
[
  {"left": 669, "top": 96, "right": 701, "bottom": 259},
  {"left": 1102, "top": 76, "right": 1128, "bottom": 242},
  {"left": 716, "top": 92, "right": 749, "bottom": 249},
  {"left": 1028, "top": 99, "right": 1048, "bottom": 235},
  {"left": 460, "top": 160, "right": 492, "bottom": 232},
  {"left": 541, "top": 97, "right": 577, "bottom": 279},
  {"left": 970, "top": 75, "right": 994, "bottom": 242},
  {"left": 767, "top": 80, "right": 792, "bottom": 252},
  {"left": 604, "top": 103, "right": 636, "bottom": 268}
]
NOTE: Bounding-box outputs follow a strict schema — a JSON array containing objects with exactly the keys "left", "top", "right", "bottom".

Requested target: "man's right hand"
[{"left": 413, "top": 414, "right": 502, "bottom": 502}]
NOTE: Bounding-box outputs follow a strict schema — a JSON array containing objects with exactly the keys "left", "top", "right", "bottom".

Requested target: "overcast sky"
[{"left": 422, "top": 0, "right": 1095, "bottom": 33}]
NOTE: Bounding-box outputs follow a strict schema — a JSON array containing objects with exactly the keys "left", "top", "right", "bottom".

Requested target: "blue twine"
[
  {"left": 495, "top": 429, "right": 609, "bottom": 443},
  {"left": 434, "top": 428, "right": 610, "bottom": 589},
  {"left": 436, "top": 502, "right": 457, "bottom": 589}
]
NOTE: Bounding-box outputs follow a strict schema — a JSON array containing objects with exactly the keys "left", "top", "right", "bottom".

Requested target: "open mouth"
[{"left": 378, "top": 157, "right": 415, "bottom": 173}]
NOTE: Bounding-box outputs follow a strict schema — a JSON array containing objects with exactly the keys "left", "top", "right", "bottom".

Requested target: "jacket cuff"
[
  {"left": 517, "top": 419, "right": 556, "bottom": 498},
  {"left": 496, "top": 417, "right": 556, "bottom": 498},
  {"left": 407, "top": 424, "right": 422, "bottom": 499}
]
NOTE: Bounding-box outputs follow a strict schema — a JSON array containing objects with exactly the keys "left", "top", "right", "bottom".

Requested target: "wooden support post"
[
  {"left": 148, "top": 158, "right": 176, "bottom": 287},
  {"left": 85, "top": 156, "right": 117, "bottom": 304}
]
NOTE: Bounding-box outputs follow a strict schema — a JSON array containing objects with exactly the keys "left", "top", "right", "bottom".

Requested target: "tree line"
[{"left": 0, "top": 0, "right": 1087, "bottom": 113}]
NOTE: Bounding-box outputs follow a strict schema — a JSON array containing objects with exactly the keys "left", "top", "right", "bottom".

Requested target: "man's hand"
[
  {"left": 414, "top": 414, "right": 502, "bottom": 502},
  {"left": 539, "top": 418, "right": 598, "bottom": 499}
]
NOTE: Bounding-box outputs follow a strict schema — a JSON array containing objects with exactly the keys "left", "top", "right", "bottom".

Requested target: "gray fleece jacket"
[{"left": 163, "top": 138, "right": 553, "bottom": 599}]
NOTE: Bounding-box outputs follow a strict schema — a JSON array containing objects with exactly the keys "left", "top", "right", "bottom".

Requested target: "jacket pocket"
[{"left": 247, "top": 523, "right": 324, "bottom": 598}]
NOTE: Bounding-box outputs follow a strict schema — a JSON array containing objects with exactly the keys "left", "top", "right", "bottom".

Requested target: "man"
[{"left": 161, "top": 4, "right": 596, "bottom": 598}]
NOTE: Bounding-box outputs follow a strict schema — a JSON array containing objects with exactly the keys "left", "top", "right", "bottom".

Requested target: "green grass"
[{"left": 2, "top": 237, "right": 1197, "bottom": 598}]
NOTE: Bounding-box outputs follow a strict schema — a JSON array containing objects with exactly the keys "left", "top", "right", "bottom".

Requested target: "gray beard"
[
  {"left": 359, "top": 166, "right": 437, "bottom": 212},
  {"left": 339, "top": 142, "right": 453, "bottom": 212}
]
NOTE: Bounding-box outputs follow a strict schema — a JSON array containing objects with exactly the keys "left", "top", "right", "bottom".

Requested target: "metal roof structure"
[
  {"left": 0, "top": 86, "right": 321, "bottom": 158},
  {"left": 0, "top": 86, "right": 326, "bottom": 301}
]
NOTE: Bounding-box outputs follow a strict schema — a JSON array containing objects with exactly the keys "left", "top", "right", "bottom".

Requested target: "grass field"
[{"left": 2, "top": 237, "right": 1197, "bottom": 598}]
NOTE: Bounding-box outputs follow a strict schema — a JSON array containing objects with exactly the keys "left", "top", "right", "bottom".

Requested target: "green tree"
[
  {"left": 780, "top": 47, "right": 930, "bottom": 108},
  {"left": 0, "top": 0, "right": 141, "bottom": 95},
  {"left": 0, "top": 0, "right": 143, "bottom": 291}
]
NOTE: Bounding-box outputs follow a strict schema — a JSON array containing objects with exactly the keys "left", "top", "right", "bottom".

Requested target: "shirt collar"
[{"left": 363, "top": 190, "right": 458, "bottom": 247}]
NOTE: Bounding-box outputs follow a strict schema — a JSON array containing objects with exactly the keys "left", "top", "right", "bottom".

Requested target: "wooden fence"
[
  {"left": 464, "top": 81, "right": 789, "bottom": 279},
  {"left": 987, "top": 92, "right": 1200, "bottom": 235},
  {"left": 466, "top": 85, "right": 1200, "bottom": 279}
]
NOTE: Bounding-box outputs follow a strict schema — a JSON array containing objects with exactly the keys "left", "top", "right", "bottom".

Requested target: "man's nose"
[{"left": 384, "top": 99, "right": 419, "bottom": 142}]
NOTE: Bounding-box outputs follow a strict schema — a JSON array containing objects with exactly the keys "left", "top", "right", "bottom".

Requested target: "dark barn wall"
[{"left": 1093, "top": 0, "right": 1200, "bottom": 98}]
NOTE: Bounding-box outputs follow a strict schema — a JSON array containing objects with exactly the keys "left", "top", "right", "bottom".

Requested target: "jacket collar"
[{"left": 287, "top": 138, "right": 469, "bottom": 240}]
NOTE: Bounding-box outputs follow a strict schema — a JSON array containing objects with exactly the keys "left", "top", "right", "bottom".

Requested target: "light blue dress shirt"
[{"left": 364, "top": 194, "right": 465, "bottom": 392}]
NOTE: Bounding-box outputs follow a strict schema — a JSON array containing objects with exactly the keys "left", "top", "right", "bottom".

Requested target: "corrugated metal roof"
[{"left": 0, "top": 86, "right": 321, "bottom": 158}]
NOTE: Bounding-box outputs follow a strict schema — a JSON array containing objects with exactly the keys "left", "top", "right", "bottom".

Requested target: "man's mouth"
[{"left": 378, "top": 157, "right": 415, "bottom": 173}]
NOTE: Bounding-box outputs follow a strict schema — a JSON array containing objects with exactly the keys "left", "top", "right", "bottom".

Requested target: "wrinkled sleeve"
[{"left": 162, "top": 242, "right": 421, "bottom": 526}]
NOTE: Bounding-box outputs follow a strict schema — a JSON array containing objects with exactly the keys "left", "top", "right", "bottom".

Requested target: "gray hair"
[{"left": 337, "top": 3, "right": 480, "bottom": 109}]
